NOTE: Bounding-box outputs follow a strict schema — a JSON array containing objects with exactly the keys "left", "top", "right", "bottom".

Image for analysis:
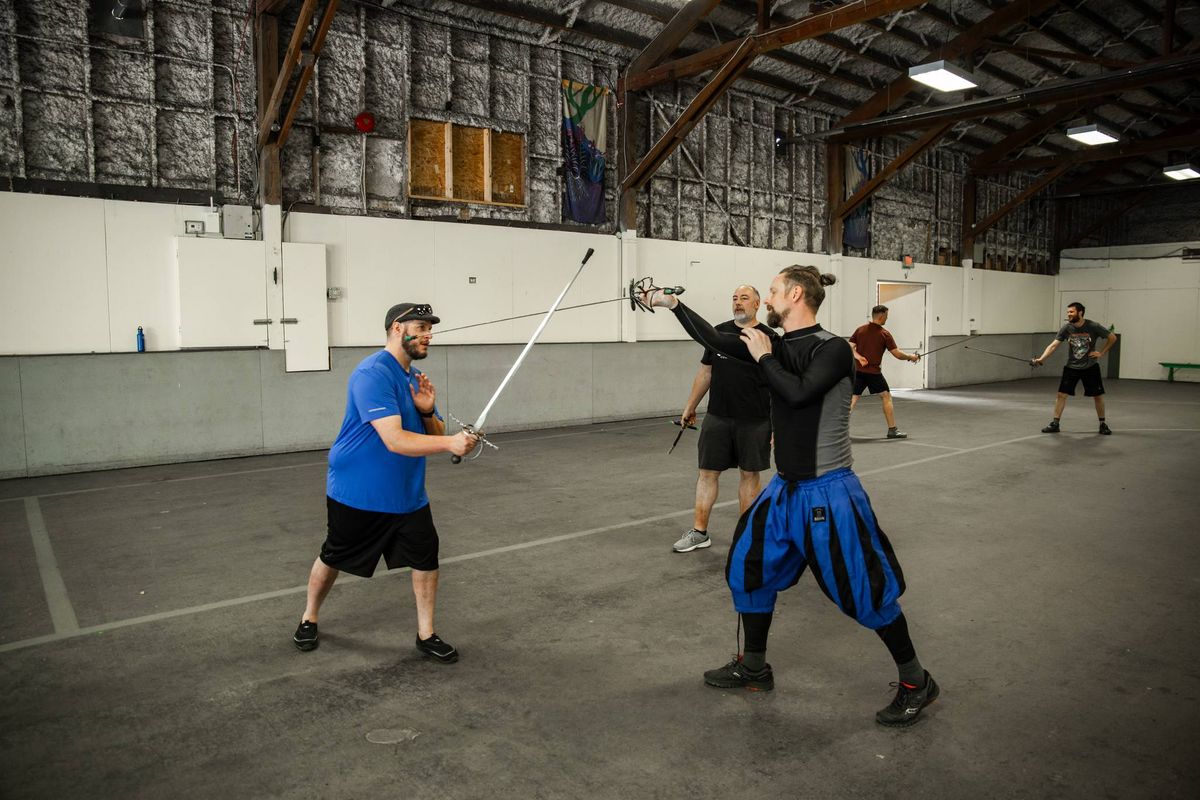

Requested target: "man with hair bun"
[{"left": 641, "top": 265, "right": 939, "bottom": 728}]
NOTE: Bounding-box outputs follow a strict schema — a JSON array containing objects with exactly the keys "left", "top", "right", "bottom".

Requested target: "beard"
[
  {"left": 766, "top": 307, "right": 786, "bottom": 328},
  {"left": 733, "top": 311, "right": 750, "bottom": 324},
  {"left": 402, "top": 338, "right": 429, "bottom": 360}
]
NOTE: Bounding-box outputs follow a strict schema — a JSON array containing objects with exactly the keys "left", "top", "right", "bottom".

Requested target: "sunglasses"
[{"left": 390, "top": 304, "right": 433, "bottom": 327}]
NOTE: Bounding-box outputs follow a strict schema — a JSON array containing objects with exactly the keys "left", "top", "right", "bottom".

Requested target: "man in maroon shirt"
[{"left": 849, "top": 305, "right": 920, "bottom": 439}]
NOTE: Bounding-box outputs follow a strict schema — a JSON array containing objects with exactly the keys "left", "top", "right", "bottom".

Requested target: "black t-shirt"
[
  {"left": 700, "top": 320, "right": 778, "bottom": 420},
  {"left": 1056, "top": 319, "right": 1110, "bottom": 370}
]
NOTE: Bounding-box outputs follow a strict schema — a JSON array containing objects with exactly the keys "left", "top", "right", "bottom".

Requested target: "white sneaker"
[{"left": 672, "top": 529, "right": 711, "bottom": 553}]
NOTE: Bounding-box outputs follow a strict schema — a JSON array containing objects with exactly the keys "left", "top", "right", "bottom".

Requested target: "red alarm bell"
[{"left": 354, "top": 111, "right": 376, "bottom": 133}]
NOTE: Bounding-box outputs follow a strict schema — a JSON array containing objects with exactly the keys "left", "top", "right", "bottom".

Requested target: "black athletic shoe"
[
  {"left": 1098, "top": 422, "right": 1112, "bottom": 435},
  {"left": 886, "top": 429, "right": 908, "bottom": 439},
  {"left": 1041, "top": 421, "right": 1060, "bottom": 433},
  {"left": 703, "top": 657, "right": 774, "bottom": 692},
  {"left": 416, "top": 633, "right": 459, "bottom": 663},
  {"left": 293, "top": 620, "right": 319, "bottom": 652},
  {"left": 876, "top": 671, "right": 939, "bottom": 727}
]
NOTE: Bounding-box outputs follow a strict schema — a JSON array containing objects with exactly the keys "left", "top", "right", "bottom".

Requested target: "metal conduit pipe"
[{"left": 3, "top": 31, "right": 247, "bottom": 193}]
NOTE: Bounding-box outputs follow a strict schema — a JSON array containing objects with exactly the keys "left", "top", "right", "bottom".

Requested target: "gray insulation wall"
[{"left": 0, "top": 0, "right": 1054, "bottom": 264}]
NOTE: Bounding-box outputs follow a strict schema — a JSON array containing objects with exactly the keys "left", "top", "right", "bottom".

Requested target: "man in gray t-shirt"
[{"left": 1032, "top": 301, "right": 1118, "bottom": 435}]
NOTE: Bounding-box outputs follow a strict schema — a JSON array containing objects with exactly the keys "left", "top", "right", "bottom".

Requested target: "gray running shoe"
[
  {"left": 672, "top": 529, "right": 711, "bottom": 553},
  {"left": 886, "top": 428, "right": 908, "bottom": 439}
]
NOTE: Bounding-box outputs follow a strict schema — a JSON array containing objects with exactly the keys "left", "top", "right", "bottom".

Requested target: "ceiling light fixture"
[
  {"left": 1066, "top": 124, "right": 1119, "bottom": 146},
  {"left": 1163, "top": 163, "right": 1200, "bottom": 180},
  {"left": 908, "top": 60, "right": 978, "bottom": 92}
]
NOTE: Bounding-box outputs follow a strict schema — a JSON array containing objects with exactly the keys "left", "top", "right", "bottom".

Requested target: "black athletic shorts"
[
  {"left": 1058, "top": 364, "right": 1105, "bottom": 397},
  {"left": 853, "top": 372, "right": 890, "bottom": 396},
  {"left": 697, "top": 413, "right": 771, "bottom": 472},
  {"left": 320, "top": 497, "right": 439, "bottom": 577}
]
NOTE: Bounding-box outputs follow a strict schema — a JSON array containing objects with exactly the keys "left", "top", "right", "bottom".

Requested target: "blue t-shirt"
[{"left": 326, "top": 351, "right": 438, "bottom": 514}]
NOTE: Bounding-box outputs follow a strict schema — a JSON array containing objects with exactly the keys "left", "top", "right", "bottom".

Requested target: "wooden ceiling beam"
[
  {"left": 625, "top": 0, "right": 926, "bottom": 92},
  {"left": 626, "top": 0, "right": 724, "bottom": 76},
  {"left": 276, "top": 0, "right": 340, "bottom": 151},
  {"left": 257, "top": 0, "right": 319, "bottom": 148},
  {"left": 832, "top": 123, "right": 954, "bottom": 220},
  {"left": 621, "top": 38, "right": 757, "bottom": 192}
]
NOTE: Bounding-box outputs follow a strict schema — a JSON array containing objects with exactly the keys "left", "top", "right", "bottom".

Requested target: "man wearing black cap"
[{"left": 292, "top": 303, "right": 478, "bottom": 662}]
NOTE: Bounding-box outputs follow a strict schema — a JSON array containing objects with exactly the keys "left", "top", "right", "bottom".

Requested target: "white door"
[
  {"left": 877, "top": 282, "right": 927, "bottom": 390},
  {"left": 281, "top": 242, "right": 330, "bottom": 372}
]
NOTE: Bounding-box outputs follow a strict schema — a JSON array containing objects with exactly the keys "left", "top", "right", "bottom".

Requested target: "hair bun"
[{"left": 819, "top": 273, "right": 837, "bottom": 287}]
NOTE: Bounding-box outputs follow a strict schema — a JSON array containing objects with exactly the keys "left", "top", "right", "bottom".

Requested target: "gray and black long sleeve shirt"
[{"left": 672, "top": 302, "right": 855, "bottom": 481}]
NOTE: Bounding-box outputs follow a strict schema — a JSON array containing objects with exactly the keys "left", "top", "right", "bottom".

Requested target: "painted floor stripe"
[
  {"left": 0, "top": 419, "right": 670, "bottom": 504},
  {"left": 24, "top": 497, "right": 79, "bottom": 634},
  {"left": 2, "top": 427, "right": 1197, "bottom": 656}
]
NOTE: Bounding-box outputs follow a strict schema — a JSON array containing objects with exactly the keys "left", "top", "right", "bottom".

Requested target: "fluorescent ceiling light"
[
  {"left": 1066, "top": 124, "right": 1119, "bottom": 146},
  {"left": 908, "top": 60, "right": 978, "bottom": 92},
  {"left": 1163, "top": 163, "right": 1200, "bottom": 180}
]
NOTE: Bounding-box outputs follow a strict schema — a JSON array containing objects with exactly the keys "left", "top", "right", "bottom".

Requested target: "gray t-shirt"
[{"left": 1056, "top": 320, "right": 1109, "bottom": 370}]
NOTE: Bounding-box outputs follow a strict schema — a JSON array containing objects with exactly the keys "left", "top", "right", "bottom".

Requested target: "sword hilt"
[{"left": 449, "top": 415, "right": 498, "bottom": 464}]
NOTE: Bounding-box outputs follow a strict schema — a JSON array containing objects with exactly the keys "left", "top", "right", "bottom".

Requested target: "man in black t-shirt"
[
  {"left": 673, "top": 285, "right": 778, "bottom": 553},
  {"left": 1032, "top": 301, "right": 1117, "bottom": 435}
]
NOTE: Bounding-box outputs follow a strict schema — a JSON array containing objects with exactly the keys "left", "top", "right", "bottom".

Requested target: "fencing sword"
[
  {"left": 916, "top": 334, "right": 980, "bottom": 358},
  {"left": 435, "top": 276, "right": 685, "bottom": 338},
  {"left": 964, "top": 345, "right": 1042, "bottom": 366},
  {"left": 668, "top": 418, "right": 698, "bottom": 454},
  {"left": 450, "top": 247, "right": 595, "bottom": 463}
]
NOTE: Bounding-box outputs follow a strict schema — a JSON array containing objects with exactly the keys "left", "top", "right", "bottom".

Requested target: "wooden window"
[{"left": 409, "top": 120, "right": 525, "bottom": 207}]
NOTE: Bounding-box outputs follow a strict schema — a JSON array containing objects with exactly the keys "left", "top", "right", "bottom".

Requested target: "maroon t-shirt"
[{"left": 849, "top": 322, "right": 896, "bottom": 375}]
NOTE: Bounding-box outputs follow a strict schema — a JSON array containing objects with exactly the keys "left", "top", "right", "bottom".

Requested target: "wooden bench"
[{"left": 1160, "top": 362, "right": 1200, "bottom": 382}]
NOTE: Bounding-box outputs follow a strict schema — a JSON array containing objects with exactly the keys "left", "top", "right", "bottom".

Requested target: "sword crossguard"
[{"left": 448, "top": 414, "right": 499, "bottom": 464}]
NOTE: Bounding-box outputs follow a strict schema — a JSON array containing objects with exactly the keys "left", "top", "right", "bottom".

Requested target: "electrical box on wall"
[
  {"left": 201, "top": 209, "right": 222, "bottom": 236},
  {"left": 222, "top": 205, "right": 255, "bottom": 240}
]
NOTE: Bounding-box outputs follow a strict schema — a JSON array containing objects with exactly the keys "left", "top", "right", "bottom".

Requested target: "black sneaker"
[
  {"left": 886, "top": 429, "right": 908, "bottom": 439},
  {"left": 1098, "top": 422, "right": 1112, "bottom": 435},
  {"left": 703, "top": 657, "right": 774, "bottom": 692},
  {"left": 293, "top": 620, "right": 319, "bottom": 652},
  {"left": 876, "top": 671, "right": 939, "bottom": 727},
  {"left": 416, "top": 633, "right": 458, "bottom": 663},
  {"left": 1041, "top": 421, "right": 1060, "bottom": 433}
]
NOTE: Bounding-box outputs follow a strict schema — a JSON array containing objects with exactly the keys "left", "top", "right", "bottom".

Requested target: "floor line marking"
[
  {"left": 896, "top": 441, "right": 965, "bottom": 452},
  {"left": 0, "top": 420, "right": 672, "bottom": 504},
  {"left": 3, "top": 428, "right": 1198, "bottom": 655},
  {"left": 24, "top": 497, "right": 79, "bottom": 634}
]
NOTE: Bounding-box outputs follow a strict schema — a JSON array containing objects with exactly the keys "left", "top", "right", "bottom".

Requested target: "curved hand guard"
[{"left": 629, "top": 276, "right": 685, "bottom": 313}]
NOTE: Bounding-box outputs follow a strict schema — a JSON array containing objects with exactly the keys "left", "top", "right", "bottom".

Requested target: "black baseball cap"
[{"left": 385, "top": 303, "right": 440, "bottom": 330}]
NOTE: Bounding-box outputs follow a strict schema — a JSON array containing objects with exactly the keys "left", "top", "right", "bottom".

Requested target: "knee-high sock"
[
  {"left": 876, "top": 613, "right": 925, "bottom": 687},
  {"left": 741, "top": 612, "right": 772, "bottom": 671}
]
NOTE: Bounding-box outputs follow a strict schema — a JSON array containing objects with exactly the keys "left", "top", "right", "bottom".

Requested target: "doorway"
[{"left": 876, "top": 281, "right": 927, "bottom": 390}]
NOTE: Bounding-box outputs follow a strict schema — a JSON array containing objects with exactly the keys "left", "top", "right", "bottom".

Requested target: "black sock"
[
  {"left": 741, "top": 612, "right": 772, "bottom": 671},
  {"left": 1053, "top": 417, "right": 1060, "bottom": 423},
  {"left": 876, "top": 614, "right": 925, "bottom": 688},
  {"left": 1099, "top": 417, "right": 1105, "bottom": 422}
]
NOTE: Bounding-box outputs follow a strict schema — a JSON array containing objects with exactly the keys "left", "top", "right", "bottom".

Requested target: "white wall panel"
[
  {"left": 1108, "top": 289, "right": 1200, "bottom": 380},
  {"left": 104, "top": 200, "right": 191, "bottom": 352},
  {"left": 977, "top": 271, "right": 1056, "bottom": 333},
  {"left": 286, "top": 212, "right": 350, "bottom": 345},
  {"left": 0, "top": 192, "right": 110, "bottom": 354}
]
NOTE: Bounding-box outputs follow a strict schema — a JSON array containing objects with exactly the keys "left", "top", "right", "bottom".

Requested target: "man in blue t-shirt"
[
  {"left": 1033, "top": 301, "right": 1118, "bottom": 435},
  {"left": 292, "top": 302, "right": 478, "bottom": 661}
]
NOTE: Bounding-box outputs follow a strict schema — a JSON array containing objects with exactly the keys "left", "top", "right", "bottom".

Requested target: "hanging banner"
[
  {"left": 844, "top": 145, "right": 872, "bottom": 250},
  {"left": 561, "top": 80, "right": 608, "bottom": 225}
]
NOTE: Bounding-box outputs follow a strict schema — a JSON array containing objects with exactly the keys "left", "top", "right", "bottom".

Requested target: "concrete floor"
[{"left": 1, "top": 377, "right": 1198, "bottom": 799}]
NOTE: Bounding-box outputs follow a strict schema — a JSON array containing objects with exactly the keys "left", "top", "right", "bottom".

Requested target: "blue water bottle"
[{"left": 136, "top": 326, "right": 146, "bottom": 353}]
